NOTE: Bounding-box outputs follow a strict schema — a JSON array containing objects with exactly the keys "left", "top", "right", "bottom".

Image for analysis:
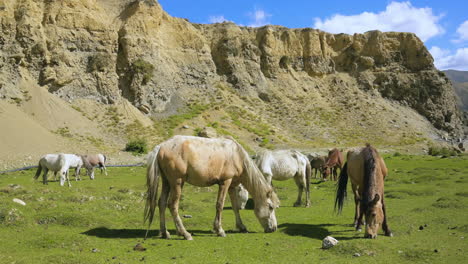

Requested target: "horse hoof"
[
  {"left": 184, "top": 234, "right": 193, "bottom": 240},
  {"left": 160, "top": 231, "right": 171, "bottom": 239},
  {"left": 356, "top": 228, "right": 362, "bottom": 232},
  {"left": 293, "top": 203, "right": 301, "bottom": 207},
  {"left": 217, "top": 231, "right": 226, "bottom": 237},
  {"left": 385, "top": 232, "right": 393, "bottom": 237}
]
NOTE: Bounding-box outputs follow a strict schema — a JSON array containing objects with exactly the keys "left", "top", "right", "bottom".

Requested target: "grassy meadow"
[{"left": 0, "top": 155, "right": 467, "bottom": 263}]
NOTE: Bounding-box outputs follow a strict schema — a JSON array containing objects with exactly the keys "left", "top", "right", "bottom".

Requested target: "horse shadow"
[{"left": 82, "top": 227, "right": 254, "bottom": 239}]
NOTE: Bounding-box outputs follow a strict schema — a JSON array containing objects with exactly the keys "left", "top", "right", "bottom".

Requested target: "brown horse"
[
  {"left": 323, "top": 148, "right": 344, "bottom": 181},
  {"left": 81, "top": 154, "right": 107, "bottom": 179},
  {"left": 145, "top": 135, "right": 279, "bottom": 240},
  {"left": 309, "top": 156, "right": 326, "bottom": 179},
  {"left": 335, "top": 144, "right": 392, "bottom": 238}
]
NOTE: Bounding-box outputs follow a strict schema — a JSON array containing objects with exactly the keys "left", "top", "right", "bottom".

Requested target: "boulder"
[
  {"left": 197, "top": 127, "right": 217, "bottom": 138},
  {"left": 322, "top": 236, "right": 338, "bottom": 249}
]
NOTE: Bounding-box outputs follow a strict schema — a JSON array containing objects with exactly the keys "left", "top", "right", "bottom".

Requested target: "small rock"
[
  {"left": 419, "top": 225, "right": 424, "bottom": 230},
  {"left": 13, "top": 198, "right": 26, "bottom": 206},
  {"left": 353, "top": 253, "right": 361, "bottom": 257},
  {"left": 134, "top": 243, "right": 146, "bottom": 251},
  {"left": 322, "top": 236, "right": 338, "bottom": 249},
  {"left": 398, "top": 250, "right": 403, "bottom": 254},
  {"left": 91, "top": 248, "right": 99, "bottom": 253},
  {"left": 182, "top": 125, "right": 189, "bottom": 129},
  {"left": 183, "top": 215, "right": 192, "bottom": 218},
  {"left": 9, "top": 184, "right": 21, "bottom": 189}
]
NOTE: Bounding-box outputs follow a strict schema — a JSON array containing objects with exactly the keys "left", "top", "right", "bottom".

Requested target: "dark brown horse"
[
  {"left": 335, "top": 144, "right": 392, "bottom": 238},
  {"left": 309, "top": 156, "right": 326, "bottom": 179},
  {"left": 323, "top": 148, "right": 344, "bottom": 181}
]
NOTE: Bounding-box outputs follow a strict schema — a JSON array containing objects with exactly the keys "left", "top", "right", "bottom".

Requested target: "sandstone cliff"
[{"left": 0, "top": 0, "right": 464, "bottom": 168}]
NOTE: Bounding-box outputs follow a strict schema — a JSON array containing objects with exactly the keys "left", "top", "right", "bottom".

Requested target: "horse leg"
[
  {"left": 43, "top": 168, "right": 49, "bottom": 185},
  {"left": 228, "top": 186, "right": 248, "bottom": 233},
  {"left": 213, "top": 179, "right": 232, "bottom": 237},
  {"left": 66, "top": 170, "right": 71, "bottom": 187},
  {"left": 158, "top": 177, "right": 171, "bottom": 239},
  {"left": 168, "top": 179, "right": 192, "bottom": 240},
  {"left": 102, "top": 164, "right": 108, "bottom": 176},
  {"left": 382, "top": 198, "right": 393, "bottom": 237},
  {"left": 293, "top": 175, "right": 304, "bottom": 207},
  {"left": 352, "top": 184, "right": 362, "bottom": 231}
]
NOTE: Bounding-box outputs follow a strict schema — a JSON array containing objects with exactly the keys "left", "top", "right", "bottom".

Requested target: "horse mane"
[
  {"left": 80, "top": 155, "right": 93, "bottom": 170},
  {"left": 233, "top": 142, "right": 279, "bottom": 207},
  {"left": 362, "top": 145, "right": 378, "bottom": 208}
]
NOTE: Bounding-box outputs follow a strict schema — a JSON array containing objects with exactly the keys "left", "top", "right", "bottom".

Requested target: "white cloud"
[
  {"left": 430, "top": 46, "right": 468, "bottom": 71},
  {"left": 454, "top": 20, "right": 468, "bottom": 43},
  {"left": 248, "top": 8, "right": 271, "bottom": 27},
  {"left": 208, "top": 15, "right": 229, "bottom": 24},
  {"left": 313, "top": 1, "right": 444, "bottom": 42}
]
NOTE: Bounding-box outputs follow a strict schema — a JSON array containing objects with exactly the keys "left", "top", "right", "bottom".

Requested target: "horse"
[
  {"left": 323, "top": 148, "right": 344, "bottom": 181},
  {"left": 34, "top": 154, "right": 73, "bottom": 186},
  {"left": 144, "top": 135, "right": 279, "bottom": 240},
  {"left": 335, "top": 144, "right": 393, "bottom": 239},
  {"left": 52, "top": 154, "right": 83, "bottom": 181},
  {"left": 80, "top": 154, "right": 107, "bottom": 179},
  {"left": 254, "top": 149, "right": 311, "bottom": 207},
  {"left": 309, "top": 156, "right": 327, "bottom": 179}
]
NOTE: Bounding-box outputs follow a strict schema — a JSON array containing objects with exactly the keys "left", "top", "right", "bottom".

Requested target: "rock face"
[{"left": 0, "top": 0, "right": 463, "bottom": 137}]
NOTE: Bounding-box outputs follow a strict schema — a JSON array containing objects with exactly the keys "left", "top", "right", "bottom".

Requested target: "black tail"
[
  {"left": 34, "top": 162, "right": 42, "bottom": 180},
  {"left": 335, "top": 162, "right": 348, "bottom": 214}
]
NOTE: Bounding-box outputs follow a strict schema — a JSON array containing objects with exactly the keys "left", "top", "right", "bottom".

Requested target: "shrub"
[
  {"left": 125, "top": 138, "right": 148, "bottom": 154},
  {"left": 428, "top": 146, "right": 458, "bottom": 157},
  {"left": 131, "top": 59, "right": 154, "bottom": 85},
  {"left": 88, "top": 53, "right": 112, "bottom": 72}
]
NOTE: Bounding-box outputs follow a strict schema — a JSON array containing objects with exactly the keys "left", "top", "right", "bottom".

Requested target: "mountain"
[
  {"left": 0, "top": 0, "right": 463, "bottom": 168},
  {"left": 444, "top": 70, "right": 468, "bottom": 111}
]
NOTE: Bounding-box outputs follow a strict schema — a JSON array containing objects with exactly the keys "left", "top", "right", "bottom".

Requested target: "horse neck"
[{"left": 362, "top": 148, "right": 383, "bottom": 206}]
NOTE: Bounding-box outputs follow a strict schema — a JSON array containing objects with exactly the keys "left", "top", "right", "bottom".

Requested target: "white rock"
[
  {"left": 13, "top": 198, "right": 26, "bottom": 206},
  {"left": 322, "top": 236, "right": 338, "bottom": 249}
]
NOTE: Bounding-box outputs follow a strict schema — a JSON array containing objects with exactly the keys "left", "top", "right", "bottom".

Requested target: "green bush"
[
  {"left": 131, "top": 59, "right": 154, "bottom": 85},
  {"left": 428, "top": 146, "right": 458, "bottom": 157},
  {"left": 125, "top": 138, "right": 148, "bottom": 154}
]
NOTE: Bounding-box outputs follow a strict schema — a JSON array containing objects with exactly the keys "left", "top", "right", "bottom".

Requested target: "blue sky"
[{"left": 158, "top": 0, "right": 468, "bottom": 71}]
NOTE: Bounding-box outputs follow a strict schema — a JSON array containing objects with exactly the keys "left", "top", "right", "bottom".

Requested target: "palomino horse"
[
  {"left": 81, "top": 154, "right": 107, "bottom": 179},
  {"left": 335, "top": 144, "right": 393, "bottom": 238},
  {"left": 323, "top": 148, "right": 344, "bottom": 181},
  {"left": 34, "top": 154, "right": 77, "bottom": 187},
  {"left": 145, "top": 136, "right": 279, "bottom": 240},
  {"left": 254, "top": 149, "right": 311, "bottom": 207}
]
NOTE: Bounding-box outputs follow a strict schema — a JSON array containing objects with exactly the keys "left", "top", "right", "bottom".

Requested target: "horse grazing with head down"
[
  {"left": 81, "top": 154, "right": 107, "bottom": 179},
  {"left": 309, "top": 155, "right": 327, "bottom": 179},
  {"left": 323, "top": 148, "right": 344, "bottom": 181},
  {"left": 145, "top": 135, "right": 279, "bottom": 240},
  {"left": 335, "top": 144, "right": 393, "bottom": 239},
  {"left": 254, "top": 149, "right": 311, "bottom": 207},
  {"left": 34, "top": 154, "right": 83, "bottom": 187}
]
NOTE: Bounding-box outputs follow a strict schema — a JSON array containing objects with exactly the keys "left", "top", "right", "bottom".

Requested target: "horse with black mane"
[{"left": 335, "top": 144, "right": 392, "bottom": 239}]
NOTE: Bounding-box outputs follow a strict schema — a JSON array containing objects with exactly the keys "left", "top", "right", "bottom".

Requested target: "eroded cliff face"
[{"left": 0, "top": 0, "right": 463, "bottom": 137}]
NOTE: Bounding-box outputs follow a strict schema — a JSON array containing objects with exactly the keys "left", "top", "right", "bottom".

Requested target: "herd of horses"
[
  {"left": 143, "top": 135, "right": 392, "bottom": 240},
  {"left": 33, "top": 153, "right": 107, "bottom": 187},
  {"left": 32, "top": 135, "right": 391, "bottom": 240}
]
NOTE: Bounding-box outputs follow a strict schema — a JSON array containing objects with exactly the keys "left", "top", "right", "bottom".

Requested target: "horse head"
[
  {"left": 253, "top": 189, "right": 279, "bottom": 233},
  {"left": 364, "top": 194, "right": 384, "bottom": 239}
]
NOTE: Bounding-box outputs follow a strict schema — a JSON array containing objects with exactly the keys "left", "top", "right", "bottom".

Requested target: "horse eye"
[{"left": 372, "top": 213, "right": 376, "bottom": 217}]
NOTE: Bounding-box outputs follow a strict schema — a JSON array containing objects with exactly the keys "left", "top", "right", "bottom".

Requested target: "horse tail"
[
  {"left": 305, "top": 160, "right": 311, "bottom": 193},
  {"left": 34, "top": 161, "right": 42, "bottom": 180},
  {"left": 102, "top": 154, "right": 107, "bottom": 163},
  {"left": 335, "top": 162, "right": 348, "bottom": 214},
  {"left": 144, "top": 145, "right": 161, "bottom": 238}
]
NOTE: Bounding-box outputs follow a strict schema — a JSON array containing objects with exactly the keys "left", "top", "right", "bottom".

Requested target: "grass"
[
  {"left": 154, "top": 104, "right": 210, "bottom": 138},
  {"left": 0, "top": 155, "right": 467, "bottom": 263}
]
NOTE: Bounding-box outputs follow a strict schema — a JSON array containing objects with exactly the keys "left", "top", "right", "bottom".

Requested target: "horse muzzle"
[{"left": 264, "top": 226, "right": 277, "bottom": 233}]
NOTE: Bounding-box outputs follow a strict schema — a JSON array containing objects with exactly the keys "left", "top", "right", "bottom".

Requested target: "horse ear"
[{"left": 371, "top": 194, "right": 380, "bottom": 206}]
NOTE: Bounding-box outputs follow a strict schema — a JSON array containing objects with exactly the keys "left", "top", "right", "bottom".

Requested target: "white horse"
[
  {"left": 254, "top": 149, "right": 311, "bottom": 207},
  {"left": 234, "top": 184, "right": 249, "bottom": 209},
  {"left": 52, "top": 154, "right": 83, "bottom": 181},
  {"left": 34, "top": 154, "right": 72, "bottom": 186}
]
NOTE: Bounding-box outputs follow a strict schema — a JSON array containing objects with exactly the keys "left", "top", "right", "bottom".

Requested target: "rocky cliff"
[{"left": 0, "top": 0, "right": 464, "bottom": 164}]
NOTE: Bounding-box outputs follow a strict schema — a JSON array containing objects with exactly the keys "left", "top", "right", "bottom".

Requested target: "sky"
[{"left": 158, "top": 0, "right": 468, "bottom": 71}]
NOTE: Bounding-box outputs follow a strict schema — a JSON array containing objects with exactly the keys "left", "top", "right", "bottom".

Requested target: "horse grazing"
[
  {"left": 254, "top": 149, "right": 311, "bottom": 207},
  {"left": 335, "top": 144, "right": 393, "bottom": 238},
  {"left": 81, "top": 154, "right": 107, "bottom": 179},
  {"left": 34, "top": 154, "right": 77, "bottom": 187},
  {"left": 145, "top": 135, "right": 279, "bottom": 240},
  {"left": 323, "top": 148, "right": 344, "bottom": 181},
  {"left": 309, "top": 156, "right": 327, "bottom": 179},
  {"left": 52, "top": 154, "right": 83, "bottom": 181}
]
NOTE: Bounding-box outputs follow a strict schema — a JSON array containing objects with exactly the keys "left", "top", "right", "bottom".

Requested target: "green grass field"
[{"left": 0, "top": 155, "right": 467, "bottom": 263}]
